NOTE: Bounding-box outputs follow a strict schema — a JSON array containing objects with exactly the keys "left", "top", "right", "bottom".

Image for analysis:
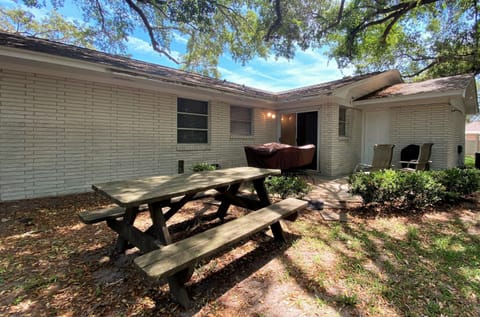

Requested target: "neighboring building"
[
  {"left": 0, "top": 32, "right": 478, "bottom": 200},
  {"left": 466, "top": 121, "right": 480, "bottom": 155}
]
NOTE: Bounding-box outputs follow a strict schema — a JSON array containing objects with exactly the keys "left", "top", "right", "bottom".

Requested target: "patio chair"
[
  {"left": 399, "top": 143, "right": 433, "bottom": 171},
  {"left": 354, "top": 144, "right": 395, "bottom": 172}
]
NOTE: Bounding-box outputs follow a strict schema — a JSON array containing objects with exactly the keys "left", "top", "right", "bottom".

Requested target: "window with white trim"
[
  {"left": 339, "top": 107, "right": 347, "bottom": 137},
  {"left": 230, "top": 106, "right": 252, "bottom": 136},
  {"left": 177, "top": 98, "right": 208, "bottom": 144}
]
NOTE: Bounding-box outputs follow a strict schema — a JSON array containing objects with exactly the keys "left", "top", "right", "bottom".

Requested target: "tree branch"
[
  {"left": 124, "top": 0, "right": 179, "bottom": 63},
  {"left": 403, "top": 61, "right": 438, "bottom": 78},
  {"left": 346, "top": 0, "right": 442, "bottom": 55},
  {"left": 265, "top": 0, "right": 282, "bottom": 41},
  {"left": 94, "top": 0, "right": 107, "bottom": 33}
]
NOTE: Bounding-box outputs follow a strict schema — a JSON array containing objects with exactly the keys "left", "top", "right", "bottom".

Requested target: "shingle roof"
[
  {"left": 0, "top": 31, "right": 385, "bottom": 100},
  {"left": 275, "top": 72, "right": 383, "bottom": 101},
  {"left": 362, "top": 74, "right": 474, "bottom": 99},
  {"left": 0, "top": 32, "right": 280, "bottom": 99}
]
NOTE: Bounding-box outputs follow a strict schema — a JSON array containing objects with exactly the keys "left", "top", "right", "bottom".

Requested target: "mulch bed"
[{"left": 0, "top": 192, "right": 292, "bottom": 316}]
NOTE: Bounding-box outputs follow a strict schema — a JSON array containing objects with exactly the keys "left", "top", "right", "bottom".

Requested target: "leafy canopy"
[{"left": 4, "top": 0, "right": 480, "bottom": 79}]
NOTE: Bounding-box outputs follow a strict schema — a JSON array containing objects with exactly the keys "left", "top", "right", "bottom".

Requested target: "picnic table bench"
[
  {"left": 134, "top": 197, "right": 307, "bottom": 307},
  {"left": 79, "top": 167, "right": 307, "bottom": 307}
]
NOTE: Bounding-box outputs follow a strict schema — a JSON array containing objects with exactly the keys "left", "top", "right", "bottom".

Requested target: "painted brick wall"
[
  {"left": 318, "top": 104, "right": 362, "bottom": 176},
  {"left": 0, "top": 69, "right": 276, "bottom": 200},
  {"left": 390, "top": 103, "right": 462, "bottom": 169}
]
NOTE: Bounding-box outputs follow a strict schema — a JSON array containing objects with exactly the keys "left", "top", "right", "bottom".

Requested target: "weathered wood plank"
[
  {"left": 134, "top": 198, "right": 307, "bottom": 280},
  {"left": 78, "top": 206, "right": 125, "bottom": 224},
  {"left": 92, "top": 167, "right": 280, "bottom": 207}
]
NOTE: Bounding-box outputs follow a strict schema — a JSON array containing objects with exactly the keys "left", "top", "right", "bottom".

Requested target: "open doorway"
[{"left": 280, "top": 111, "right": 318, "bottom": 170}]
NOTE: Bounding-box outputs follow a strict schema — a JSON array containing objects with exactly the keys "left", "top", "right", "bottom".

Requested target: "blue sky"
[{"left": 1, "top": 0, "right": 353, "bottom": 92}]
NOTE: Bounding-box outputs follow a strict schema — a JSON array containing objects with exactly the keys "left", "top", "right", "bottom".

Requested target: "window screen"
[
  {"left": 230, "top": 106, "right": 252, "bottom": 136},
  {"left": 177, "top": 98, "right": 208, "bottom": 143}
]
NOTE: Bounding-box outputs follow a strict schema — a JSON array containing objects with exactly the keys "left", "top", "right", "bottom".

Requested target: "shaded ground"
[{"left": 1, "top": 191, "right": 479, "bottom": 316}]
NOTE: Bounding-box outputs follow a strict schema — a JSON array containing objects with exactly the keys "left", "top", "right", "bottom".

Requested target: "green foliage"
[
  {"left": 264, "top": 175, "right": 311, "bottom": 199},
  {"left": 464, "top": 155, "right": 475, "bottom": 168},
  {"left": 15, "top": 1, "right": 479, "bottom": 78},
  {"left": 349, "top": 168, "right": 480, "bottom": 211},
  {"left": 0, "top": 7, "right": 98, "bottom": 49},
  {"left": 191, "top": 162, "right": 217, "bottom": 172},
  {"left": 431, "top": 168, "right": 480, "bottom": 200}
]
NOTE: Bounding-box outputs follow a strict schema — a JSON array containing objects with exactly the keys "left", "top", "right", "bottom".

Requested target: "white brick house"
[{"left": 0, "top": 32, "right": 478, "bottom": 200}]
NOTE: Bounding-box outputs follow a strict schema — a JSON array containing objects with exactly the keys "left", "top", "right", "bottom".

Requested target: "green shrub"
[
  {"left": 431, "top": 168, "right": 480, "bottom": 201},
  {"left": 191, "top": 162, "right": 217, "bottom": 172},
  {"left": 464, "top": 155, "right": 475, "bottom": 169},
  {"left": 397, "top": 171, "right": 444, "bottom": 209},
  {"left": 265, "top": 175, "right": 311, "bottom": 199},
  {"left": 349, "top": 169, "right": 401, "bottom": 205},
  {"left": 348, "top": 168, "right": 480, "bottom": 211}
]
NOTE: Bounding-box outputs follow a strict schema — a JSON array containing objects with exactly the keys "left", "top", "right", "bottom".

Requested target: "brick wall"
[
  {"left": 318, "top": 104, "right": 362, "bottom": 176},
  {"left": 0, "top": 69, "right": 276, "bottom": 200},
  {"left": 390, "top": 103, "right": 462, "bottom": 169}
]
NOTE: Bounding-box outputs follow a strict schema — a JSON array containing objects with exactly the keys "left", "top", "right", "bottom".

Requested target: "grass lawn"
[{"left": 0, "top": 192, "right": 479, "bottom": 316}]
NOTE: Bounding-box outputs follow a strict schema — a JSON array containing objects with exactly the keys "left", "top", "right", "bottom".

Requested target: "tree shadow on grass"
[
  {"left": 280, "top": 211, "right": 480, "bottom": 316},
  {"left": 144, "top": 231, "right": 302, "bottom": 316}
]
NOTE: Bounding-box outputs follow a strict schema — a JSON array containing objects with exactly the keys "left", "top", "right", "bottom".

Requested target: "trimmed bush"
[
  {"left": 431, "top": 168, "right": 480, "bottom": 201},
  {"left": 265, "top": 175, "right": 311, "bottom": 199},
  {"left": 191, "top": 162, "right": 217, "bottom": 172},
  {"left": 464, "top": 155, "right": 475, "bottom": 169},
  {"left": 349, "top": 168, "right": 480, "bottom": 211}
]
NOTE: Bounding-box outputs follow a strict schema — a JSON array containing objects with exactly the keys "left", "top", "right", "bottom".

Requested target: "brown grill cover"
[{"left": 244, "top": 142, "right": 315, "bottom": 170}]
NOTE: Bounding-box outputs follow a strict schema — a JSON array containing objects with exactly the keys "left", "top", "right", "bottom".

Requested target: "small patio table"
[{"left": 91, "top": 166, "right": 281, "bottom": 254}]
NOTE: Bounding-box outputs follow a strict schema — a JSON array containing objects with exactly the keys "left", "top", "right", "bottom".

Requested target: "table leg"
[
  {"left": 253, "top": 178, "right": 287, "bottom": 242},
  {"left": 113, "top": 206, "right": 139, "bottom": 253},
  {"left": 270, "top": 222, "right": 286, "bottom": 242},
  {"left": 148, "top": 202, "right": 172, "bottom": 245},
  {"left": 216, "top": 183, "right": 241, "bottom": 221},
  {"left": 147, "top": 201, "right": 195, "bottom": 305},
  {"left": 167, "top": 275, "right": 192, "bottom": 308},
  {"left": 252, "top": 178, "right": 271, "bottom": 208}
]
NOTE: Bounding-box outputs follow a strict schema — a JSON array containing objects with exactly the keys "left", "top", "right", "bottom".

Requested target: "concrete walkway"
[{"left": 303, "top": 174, "right": 362, "bottom": 209}]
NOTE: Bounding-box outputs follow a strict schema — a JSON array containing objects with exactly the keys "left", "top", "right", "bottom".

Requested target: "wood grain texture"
[
  {"left": 92, "top": 167, "right": 280, "bottom": 207},
  {"left": 134, "top": 198, "right": 307, "bottom": 280},
  {"left": 78, "top": 206, "right": 125, "bottom": 224}
]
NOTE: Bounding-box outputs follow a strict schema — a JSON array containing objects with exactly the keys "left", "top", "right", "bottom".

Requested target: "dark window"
[
  {"left": 177, "top": 98, "right": 208, "bottom": 143},
  {"left": 230, "top": 106, "right": 252, "bottom": 135}
]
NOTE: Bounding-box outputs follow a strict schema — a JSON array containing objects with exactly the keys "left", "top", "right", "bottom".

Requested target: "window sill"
[
  {"left": 176, "top": 144, "right": 211, "bottom": 151},
  {"left": 338, "top": 136, "right": 350, "bottom": 141},
  {"left": 230, "top": 135, "right": 254, "bottom": 140}
]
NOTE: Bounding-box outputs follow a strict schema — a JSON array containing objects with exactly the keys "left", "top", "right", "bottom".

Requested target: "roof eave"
[
  {"left": 0, "top": 46, "right": 277, "bottom": 106},
  {"left": 353, "top": 90, "right": 467, "bottom": 109}
]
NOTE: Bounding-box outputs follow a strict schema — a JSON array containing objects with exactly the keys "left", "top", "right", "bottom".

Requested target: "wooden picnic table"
[
  {"left": 83, "top": 166, "right": 307, "bottom": 307},
  {"left": 91, "top": 166, "right": 281, "bottom": 253}
]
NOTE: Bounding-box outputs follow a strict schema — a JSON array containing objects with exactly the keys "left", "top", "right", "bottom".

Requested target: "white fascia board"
[
  {"left": 464, "top": 78, "right": 479, "bottom": 114},
  {"left": 353, "top": 90, "right": 465, "bottom": 108},
  {"left": 273, "top": 95, "right": 339, "bottom": 111},
  {"left": 333, "top": 70, "right": 403, "bottom": 101}
]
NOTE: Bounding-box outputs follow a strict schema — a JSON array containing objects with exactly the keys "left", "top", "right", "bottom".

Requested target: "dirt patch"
[{"left": 1, "top": 192, "right": 479, "bottom": 316}]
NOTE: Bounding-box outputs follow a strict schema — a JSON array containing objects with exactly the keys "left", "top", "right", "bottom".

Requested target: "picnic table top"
[{"left": 92, "top": 166, "right": 281, "bottom": 207}]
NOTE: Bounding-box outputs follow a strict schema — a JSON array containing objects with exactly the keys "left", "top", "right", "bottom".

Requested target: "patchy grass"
[{"left": 0, "top": 192, "right": 479, "bottom": 316}]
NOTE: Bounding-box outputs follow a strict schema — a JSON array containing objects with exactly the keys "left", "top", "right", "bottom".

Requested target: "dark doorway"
[{"left": 297, "top": 111, "right": 318, "bottom": 170}]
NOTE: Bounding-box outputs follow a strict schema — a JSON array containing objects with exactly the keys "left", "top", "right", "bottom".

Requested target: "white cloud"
[
  {"left": 219, "top": 48, "right": 354, "bottom": 92},
  {"left": 126, "top": 36, "right": 153, "bottom": 53}
]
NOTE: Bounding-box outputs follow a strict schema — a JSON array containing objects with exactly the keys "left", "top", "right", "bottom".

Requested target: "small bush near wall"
[
  {"left": 265, "top": 175, "right": 312, "bottom": 199},
  {"left": 191, "top": 162, "right": 218, "bottom": 172},
  {"left": 465, "top": 155, "right": 475, "bottom": 168},
  {"left": 349, "top": 168, "right": 480, "bottom": 211}
]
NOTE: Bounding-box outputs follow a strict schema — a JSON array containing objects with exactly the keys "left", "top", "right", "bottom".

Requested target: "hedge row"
[{"left": 349, "top": 168, "right": 480, "bottom": 211}]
